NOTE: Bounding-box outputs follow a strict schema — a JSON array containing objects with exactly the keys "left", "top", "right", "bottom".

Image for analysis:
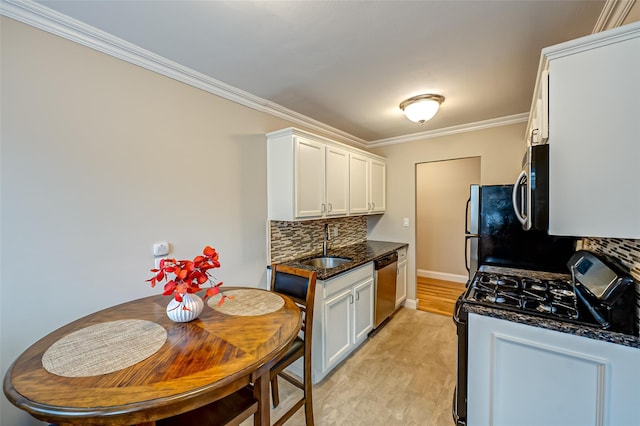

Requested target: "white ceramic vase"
[{"left": 166, "top": 292, "right": 204, "bottom": 322}]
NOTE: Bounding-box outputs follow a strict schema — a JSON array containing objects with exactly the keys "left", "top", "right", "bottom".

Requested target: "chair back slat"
[
  {"left": 270, "top": 264, "right": 317, "bottom": 336},
  {"left": 273, "top": 271, "right": 309, "bottom": 304}
]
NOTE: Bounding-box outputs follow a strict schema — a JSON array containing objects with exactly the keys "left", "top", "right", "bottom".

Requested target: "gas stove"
[
  {"left": 466, "top": 270, "right": 588, "bottom": 325},
  {"left": 463, "top": 260, "right": 636, "bottom": 335}
]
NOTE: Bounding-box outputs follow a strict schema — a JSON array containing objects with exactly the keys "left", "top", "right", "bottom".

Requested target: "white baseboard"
[
  {"left": 403, "top": 298, "right": 418, "bottom": 310},
  {"left": 417, "top": 269, "right": 467, "bottom": 284}
]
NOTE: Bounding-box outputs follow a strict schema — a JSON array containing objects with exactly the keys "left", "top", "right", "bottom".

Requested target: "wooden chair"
[{"left": 269, "top": 264, "right": 317, "bottom": 426}]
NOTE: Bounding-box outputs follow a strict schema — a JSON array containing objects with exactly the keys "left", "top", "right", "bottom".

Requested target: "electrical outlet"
[
  {"left": 333, "top": 226, "right": 339, "bottom": 237},
  {"left": 154, "top": 256, "right": 167, "bottom": 269}
]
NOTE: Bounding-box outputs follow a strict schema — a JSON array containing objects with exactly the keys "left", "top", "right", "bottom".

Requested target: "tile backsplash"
[
  {"left": 269, "top": 216, "right": 367, "bottom": 263},
  {"left": 581, "top": 238, "right": 640, "bottom": 280},
  {"left": 582, "top": 237, "right": 640, "bottom": 335}
]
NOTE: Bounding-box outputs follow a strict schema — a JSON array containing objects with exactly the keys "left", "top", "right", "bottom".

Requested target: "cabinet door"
[
  {"left": 349, "top": 153, "right": 369, "bottom": 214},
  {"left": 369, "top": 159, "right": 386, "bottom": 213},
  {"left": 395, "top": 260, "right": 407, "bottom": 308},
  {"left": 468, "top": 313, "right": 640, "bottom": 426},
  {"left": 548, "top": 35, "right": 640, "bottom": 238},
  {"left": 323, "top": 289, "right": 352, "bottom": 373},
  {"left": 295, "top": 137, "right": 325, "bottom": 218},
  {"left": 353, "top": 278, "right": 374, "bottom": 344},
  {"left": 325, "top": 145, "right": 349, "bottom": 216}
]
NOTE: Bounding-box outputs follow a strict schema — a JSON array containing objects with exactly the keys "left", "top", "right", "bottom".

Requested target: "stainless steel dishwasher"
[{"left": 373, "top": 252, "right": 398, "bottom": 328}]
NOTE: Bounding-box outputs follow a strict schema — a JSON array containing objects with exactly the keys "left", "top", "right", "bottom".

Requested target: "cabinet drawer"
[{"left": 321, "top": 263, "right": 374, "bottom": 299}]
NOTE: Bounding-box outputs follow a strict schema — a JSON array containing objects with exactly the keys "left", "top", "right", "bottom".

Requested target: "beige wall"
[
  {"left": 416, "top": 157, "right": 481, "bottom": 278},
  {"left": 367, "top": 123, "right": 526, "bottom": 306},
  {"left": 1, "top": 15, "right": 525, "bottom": 426},
  {"left": 0, "top": 17, "right": 302, "bottom": 426}
]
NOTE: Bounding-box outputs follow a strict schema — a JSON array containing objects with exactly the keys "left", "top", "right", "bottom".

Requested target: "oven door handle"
[{"left": 512, "top": 170, "right": 527, "bottom": 226}]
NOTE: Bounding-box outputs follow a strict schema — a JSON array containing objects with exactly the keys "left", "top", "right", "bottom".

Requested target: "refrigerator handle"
[
  {"left": 464, "top": 236, "right": 470, "bottom": 272},
  {"left": 512, "top": 170, "right": 527, "bottom": 226},
  {"left": 464, "top": 234, "right": 479, "bottom": 272},
  {"left": 465, "top": 196, "right": 471, "bottom": 234}
]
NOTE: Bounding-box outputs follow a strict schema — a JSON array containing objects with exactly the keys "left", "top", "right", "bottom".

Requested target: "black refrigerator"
[{"left": 464, "top": 184, "right": 576, "bottom": 280}]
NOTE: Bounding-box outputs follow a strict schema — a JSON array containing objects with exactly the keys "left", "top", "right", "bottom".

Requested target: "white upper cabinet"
[
  {"left": 295, "top": 137, "right": 325, "bottom": 218},
  {"left": 369, "top": 158, "right": 386, "bottom": 213},
  {"left": 349, "top": 152, "right": 386, "bottom": 215},
  {"left": 526, "top": 69, "right": 549, "bottom": 146},
  {"left": 348, "top": 153, "right": 370, "bottom": 214},
  {"left": 267, "top": 128, "right": 386, "bottom": 221},
  {"left": 324, "top": 145, "right": 349, "bottom": 216},
  {"left": 542, "top": 22, "right": 640, "bottom": 238}
]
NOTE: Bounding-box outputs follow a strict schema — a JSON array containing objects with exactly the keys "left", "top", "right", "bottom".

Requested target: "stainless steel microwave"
[{"left": 512, "top": 144, "right": 549, "bottom": 231}]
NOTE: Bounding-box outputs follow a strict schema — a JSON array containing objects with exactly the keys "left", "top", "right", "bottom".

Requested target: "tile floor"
[{"left": 249, "top": 307, "right": 457, "bottom": 425}]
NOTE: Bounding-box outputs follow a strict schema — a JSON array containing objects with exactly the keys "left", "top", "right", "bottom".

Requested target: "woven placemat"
[
  {"left": 208, "top": 289, "right": 284, "bottom": 316},
  {"left": 42, "top": 319, "right": 167, "bottom": 377}
]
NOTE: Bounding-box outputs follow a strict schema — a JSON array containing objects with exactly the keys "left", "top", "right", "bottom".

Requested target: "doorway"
[{"left": 415, "top": 157, "right": 480, "bottom": 314}]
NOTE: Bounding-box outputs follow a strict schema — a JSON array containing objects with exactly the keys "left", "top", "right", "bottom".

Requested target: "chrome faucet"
[{"left": 322, "top": 223, "right": 330, "bottom": 256}]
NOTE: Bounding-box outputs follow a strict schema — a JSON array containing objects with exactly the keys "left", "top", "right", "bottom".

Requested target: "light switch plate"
[{"left": 403, "top": 218, "right": 409, "bottom": 227}]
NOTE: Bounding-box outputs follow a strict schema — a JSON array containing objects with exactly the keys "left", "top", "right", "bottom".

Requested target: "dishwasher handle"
[{"left": 374, "top": 252, "right": 398, "bottom": 270}]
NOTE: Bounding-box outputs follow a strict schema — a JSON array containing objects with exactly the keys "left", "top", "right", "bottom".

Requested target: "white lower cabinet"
[
  {"left": 395, "top": 248, "right": 407, "bottom": 309},
  {"left": 311, "top": 263, "right": 374, "bottom": 384},
  {"left": 468, "top": 313, "right": 640, "bottom": 426},
  {"left": 323, "top": 289, "right": 352, "bottom": 369}
]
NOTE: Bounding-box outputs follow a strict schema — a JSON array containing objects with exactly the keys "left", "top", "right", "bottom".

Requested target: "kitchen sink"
[{"left": 301, "top": 256, "right": 352, "bottom": 269}]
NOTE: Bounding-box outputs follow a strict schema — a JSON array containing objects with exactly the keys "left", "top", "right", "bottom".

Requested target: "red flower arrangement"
[{"left": 147, "top": 245, "right": 228, "bottom": 306}]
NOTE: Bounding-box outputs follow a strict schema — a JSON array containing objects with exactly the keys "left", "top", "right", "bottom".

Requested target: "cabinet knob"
[
  {"left": 349, "top": 294, "right": 354, "bottom": 304},
  {"left": 328, "top": 203, "right": 333, "bottom": 212},
  {"left": 321, "top": 203, "right": 326, "bottom": 213}
]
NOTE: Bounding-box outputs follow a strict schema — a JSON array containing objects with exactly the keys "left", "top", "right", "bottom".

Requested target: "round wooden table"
[{"left": 3, "top": 288, "right": 302, "bottom": 425}]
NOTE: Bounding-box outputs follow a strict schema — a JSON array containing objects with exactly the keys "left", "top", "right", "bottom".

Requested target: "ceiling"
[{"left": 33, "top": 0, "right": 606, "bottom": 144}]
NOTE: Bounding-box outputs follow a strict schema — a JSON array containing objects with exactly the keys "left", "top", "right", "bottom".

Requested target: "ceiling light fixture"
[{"left": 399, "top": 94, "right": 445, "bottom": 124}]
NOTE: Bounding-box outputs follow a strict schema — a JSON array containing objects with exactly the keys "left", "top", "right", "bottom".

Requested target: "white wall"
[
  {"left": 367, "top": 123, "right": 526, "bottom": 306},
  {"left": 0, "top": 17, "right": 300, "bottom": 426}
]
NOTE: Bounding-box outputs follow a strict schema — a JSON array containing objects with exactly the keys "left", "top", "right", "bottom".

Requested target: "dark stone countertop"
[
  {"left": 464, "top": 303, "right": 640, "bottom": 349},
  {"left": 280, "top": 240, "right": 408, "bottom": 280}
]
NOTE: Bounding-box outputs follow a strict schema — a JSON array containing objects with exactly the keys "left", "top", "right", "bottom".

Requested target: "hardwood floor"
[{"left": 416, "top": 276, "right": 466, "bottom": 317}]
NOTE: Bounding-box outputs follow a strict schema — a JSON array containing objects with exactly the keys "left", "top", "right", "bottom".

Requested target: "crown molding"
[
  {"left": 367, "top": 113, "right": 528, "bottom": 148},
  {"left": 1, "top": 0, "right": 534, "bottom": 150},
  {"left": 593, "top": 0, "right": 637, "bottom": 33},
  {"left": 0, "top": 0, "right": 369, "bottom": 149}
]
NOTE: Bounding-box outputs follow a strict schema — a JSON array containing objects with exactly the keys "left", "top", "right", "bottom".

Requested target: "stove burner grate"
[
  {"left": 468, "top": 272, "right": 582, "bottom": 322},
  {"left": 550, "top": 288, "right": 575, "bottom": 298}
]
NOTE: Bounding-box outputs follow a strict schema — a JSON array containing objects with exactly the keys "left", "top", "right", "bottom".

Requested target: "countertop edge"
[
  {"left": 278, "top": 240, "right": 408, "bottom": 280},
  {"left": 464, "top": 303, "right": 640, "bottom": 349}
]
